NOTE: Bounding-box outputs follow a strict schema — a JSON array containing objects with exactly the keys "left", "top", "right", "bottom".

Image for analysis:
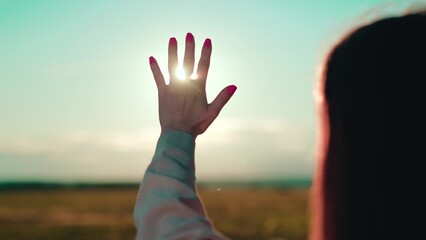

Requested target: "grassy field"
[{"left": 0, "top": 186, "right": 310, "bottom": 240}]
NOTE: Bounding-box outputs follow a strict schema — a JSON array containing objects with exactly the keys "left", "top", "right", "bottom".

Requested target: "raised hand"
[{"left": 149, "top": 33, "right": 237, "bottom": 137}]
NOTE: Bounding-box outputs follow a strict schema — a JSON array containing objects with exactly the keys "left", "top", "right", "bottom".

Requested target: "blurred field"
[{"left": 0, "top": 186, "right": 309, "bottom": 240}]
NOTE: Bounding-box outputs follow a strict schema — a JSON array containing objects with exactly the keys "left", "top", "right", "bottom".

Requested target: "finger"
[
  {"left": 149, "top": 56, "right": 165, "bottom": 89},
  {"left": 197, "top": 38, "right": 212, "bottom": 85},
  {"left": 168, "top": 37, "right": 178, "bottom": 82},
  {"left": 209, "top": 85, "right": 237, "bottom": 115},
  {"left": 183, "top": 32, "right": 195, "bottom": 78},
  {"left": 200, "top": 85, "right": 237, "bottom": 133}
]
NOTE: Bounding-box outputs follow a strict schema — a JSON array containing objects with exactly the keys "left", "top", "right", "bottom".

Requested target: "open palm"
[{"left": 149, "top": 33, "right": 237, "bottom": 136}]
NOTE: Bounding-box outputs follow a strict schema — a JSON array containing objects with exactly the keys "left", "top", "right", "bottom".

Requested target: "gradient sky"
[{"left": 0, "top": 0, "right": 420, "bottom": 182}]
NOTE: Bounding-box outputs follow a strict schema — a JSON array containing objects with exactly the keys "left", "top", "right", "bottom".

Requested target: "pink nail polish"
[
  {"left": 169, "top": 37, "right": 177, "bottom": 46},
  {"left": 186, "top": 32, "right": 194, "bottom": 42},
  {"left": 204, "top": 38, "right": 212, "bottom": 48},
  {"left": 227, "top": 85, "right": 237, "bottom": 95},
  {"left": 149, "top": 56, "right": 156, "bottom": 64}
]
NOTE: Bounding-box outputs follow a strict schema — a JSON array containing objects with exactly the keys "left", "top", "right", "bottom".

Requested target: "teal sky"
[{"left": 0, "top": 0, "right": 420, "bottom": 182}]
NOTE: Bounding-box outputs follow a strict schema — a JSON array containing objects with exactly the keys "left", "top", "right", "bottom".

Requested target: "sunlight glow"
[
  {"left": 175, "top": 66, "right": 198, "bottom": 80},
  {"left": 176, "top": 67, "right": 186, "bottom": 80}
]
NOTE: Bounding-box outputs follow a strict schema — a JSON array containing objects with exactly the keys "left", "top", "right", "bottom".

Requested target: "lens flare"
[
  {"left": 175, "top": 66, "right": 197, "bottom": 80},
  {"left": 175, "top": 67, "right": 186, "bottom": 80}
]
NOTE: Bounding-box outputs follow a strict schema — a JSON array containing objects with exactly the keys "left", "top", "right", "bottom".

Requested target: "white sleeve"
[{"left": 133, "top": 131, "right": 228, "bottom": 240}]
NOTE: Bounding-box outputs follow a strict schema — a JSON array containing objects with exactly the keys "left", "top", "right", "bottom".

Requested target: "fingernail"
[
  {"left": 204, "top": 38, "right": 212, "bottom": 48},
  {"left": 186, "top": 32, "right": 194, "bottom": 42},
  {"left": 227, "top": 85, "right": 237, "bottom": 95},
  {"left": 149, "top": 56, "right": 156, "bottom": 64},
  {"left": 169, "top": 37, "right": 177, "bottom": 46}
]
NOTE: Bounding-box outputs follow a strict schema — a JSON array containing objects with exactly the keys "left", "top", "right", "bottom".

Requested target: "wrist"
[
  {"left": 158, "top": 130, "right": 196, "bottom": 155},
  {"left": 161, "top": 126, "right": 198, "bottom": 138}
]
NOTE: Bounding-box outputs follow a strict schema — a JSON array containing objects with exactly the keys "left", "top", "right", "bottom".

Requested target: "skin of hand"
[{"left": 149, "top": 32, "right": 237, "bottom": 137}]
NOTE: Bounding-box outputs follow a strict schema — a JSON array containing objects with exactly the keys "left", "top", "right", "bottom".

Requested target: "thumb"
[
  {"left": 197, "top": 85, "right": 237, "bottom": 134},
  {"left": 209, "top": 85, "right": 237, "bottom": 115}
]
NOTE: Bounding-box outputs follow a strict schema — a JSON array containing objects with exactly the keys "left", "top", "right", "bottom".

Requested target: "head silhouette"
[{"left": 312, "top": 11, "right": 426, "bottom": 240}]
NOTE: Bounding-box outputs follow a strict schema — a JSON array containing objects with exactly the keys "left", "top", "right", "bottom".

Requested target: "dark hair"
[{"left": 311, "top": 12, "right": 426, "bottom": 240}]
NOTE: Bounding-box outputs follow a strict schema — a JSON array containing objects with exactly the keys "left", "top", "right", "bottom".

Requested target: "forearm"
[{"left": 133, "top": 131, "right": 226, "bottom": 240}]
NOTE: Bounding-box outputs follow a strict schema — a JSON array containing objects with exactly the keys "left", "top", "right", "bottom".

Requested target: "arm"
[
  {"left": 133, "top": 33, "right": 237, "bottom": 239},
  {"left": 133, "top": 131, "right": 227, "bottom": 239}
]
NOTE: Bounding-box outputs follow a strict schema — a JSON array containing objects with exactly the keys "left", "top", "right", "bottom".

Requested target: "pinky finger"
[{"left": 149, "top": 56, "right": 166, "bottom": 89}]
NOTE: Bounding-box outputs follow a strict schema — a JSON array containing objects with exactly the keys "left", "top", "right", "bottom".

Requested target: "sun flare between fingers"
[
  {"left": 175, "top": 66, "right": 197, "bottom": 81},
  {"left": 175, "top": 67, "right": 186, "bottom": 80}
]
